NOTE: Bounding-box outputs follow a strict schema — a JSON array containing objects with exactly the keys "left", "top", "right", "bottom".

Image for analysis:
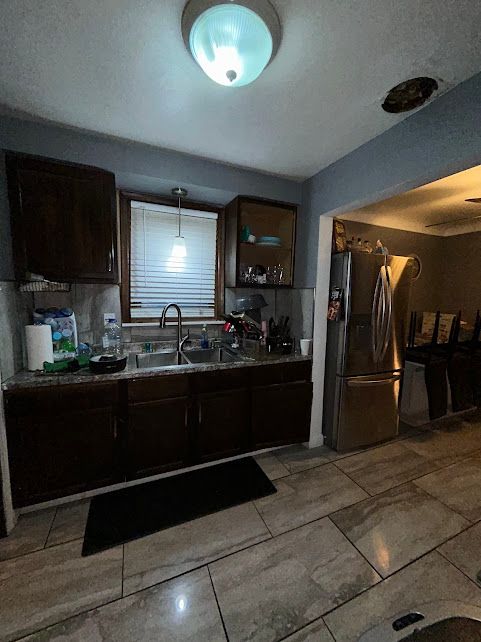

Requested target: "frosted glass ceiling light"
[{"left": 182, "top": 1, "right": 281, "bottom": 87}]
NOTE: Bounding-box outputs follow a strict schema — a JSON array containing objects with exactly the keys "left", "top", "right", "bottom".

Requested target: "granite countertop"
[{"left": 1, "top": 350, "right": 312, "bottom": 392}]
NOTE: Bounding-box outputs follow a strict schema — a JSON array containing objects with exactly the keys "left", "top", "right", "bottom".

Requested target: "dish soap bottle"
[
  {"left": 201, "top": 323, "right": 209, "bottom": 349},
  {"left": 102, "top": 316, "right": 122, "bottom": 355}
]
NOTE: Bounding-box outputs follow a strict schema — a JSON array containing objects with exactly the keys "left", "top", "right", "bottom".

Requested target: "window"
[{"left": 120, "top": 193, "right": 223, "bottom": 322}]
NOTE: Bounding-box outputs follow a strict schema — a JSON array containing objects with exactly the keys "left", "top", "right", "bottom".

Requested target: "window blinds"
[{"left": 130, "top": 201, "right": 218, "bottom": 319}]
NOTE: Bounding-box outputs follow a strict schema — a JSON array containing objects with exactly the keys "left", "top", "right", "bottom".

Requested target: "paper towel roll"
[{"left": 25, "top": 325, "right": 54, "bottom": 371}]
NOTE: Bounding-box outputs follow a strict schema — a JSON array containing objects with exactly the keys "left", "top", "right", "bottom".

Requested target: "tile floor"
[{"left": 2, "top": 412, "right": 481, "bottom": 641}]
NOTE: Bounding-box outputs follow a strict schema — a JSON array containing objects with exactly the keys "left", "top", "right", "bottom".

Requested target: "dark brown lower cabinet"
[
  {"left": 7, "top": 407, "right": 120, "bottom": 508},
  {"left": 126, "top": 397, "right": 190, "bottom": 479},
  {"left": 252, "top": 381, "right": 313, "bottom": 449},
  {"left": 194, "top": 388, "right": 250, "bottom": 463},
  {"left": 4, "top": 361, "right": 313, "bottom": 507}
]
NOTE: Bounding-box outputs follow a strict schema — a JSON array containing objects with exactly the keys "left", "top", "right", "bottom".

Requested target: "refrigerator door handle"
[
  {"left": 374, "top": 266, "right": 388, "bottom": 362},
  {"left": 380, "top": 266, "right": 393, "bottom": 361},
  {"left": 347, "top": 375, "right": 401, "bottom": 387},
  {"left": 371, "top": 269, "right": 383, "bottom": 359},
  {"left": 378, "top": 266, "right": 388, "bottom": 361}
]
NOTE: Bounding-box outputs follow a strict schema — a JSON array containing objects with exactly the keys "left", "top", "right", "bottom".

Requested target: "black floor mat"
[{"left": 82, "top": 457, "right": 276, "bottom": 556}]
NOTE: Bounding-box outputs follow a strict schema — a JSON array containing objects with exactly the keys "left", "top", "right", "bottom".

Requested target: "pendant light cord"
[{"left": 178, "top": 195, "right": 182, "bottom": 237}]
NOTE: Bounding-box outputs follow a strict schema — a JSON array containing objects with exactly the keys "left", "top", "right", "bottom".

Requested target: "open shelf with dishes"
[{"left": 225, "top": 196, "right": 297, "bottom": 288}]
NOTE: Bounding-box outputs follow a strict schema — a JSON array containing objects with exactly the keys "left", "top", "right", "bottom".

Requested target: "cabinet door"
[
  {"left": 127, "top": 397, "right": 190, "bottom": 479},
  {"left": 195, "top": 388, "right": 250, "bottom": 463},
  {"left": 252, "top": 381, "right": 313, "bottom": 449},
  {"left": 7, "top": 407, "right": 120, "bottom": 508},
  {"left": 6, "top": 153, "right": 117, "bottom": 283},
  {"left": 224, "top": 196, "right": 297, "bottom": 288},
  {"left": 8, "top": 167, "right": 68, "bottom": 278},
  {"left": 65, "top": 171, "right": 117, "bottom": 281}
]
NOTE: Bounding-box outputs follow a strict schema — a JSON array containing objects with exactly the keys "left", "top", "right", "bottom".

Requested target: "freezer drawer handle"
[{"left": 347, "top": 376, "right": 401, "bottom": 387}]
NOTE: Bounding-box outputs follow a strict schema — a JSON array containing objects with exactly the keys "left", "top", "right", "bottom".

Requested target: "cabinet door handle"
[
  {"left": 107, "top": 248, "right": 112, "bottom": 273},
  {"left": 198, "top": 402, "right": 202, "bottom": 425},
  {"left": 185, "top": 405, "right": 188, "bottom": 428},
  {"left": 113, "top": 418, "right": 118, "bottom": 440}
]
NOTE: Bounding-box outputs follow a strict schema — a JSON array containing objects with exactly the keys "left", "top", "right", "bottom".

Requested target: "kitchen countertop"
[{"left": 1, "top": 351, "right": 312, "bottom": 392}]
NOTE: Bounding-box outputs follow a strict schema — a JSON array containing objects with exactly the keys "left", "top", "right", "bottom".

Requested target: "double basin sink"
[{"left": 136, "top": 347, "right": 246, "bottom": 369}]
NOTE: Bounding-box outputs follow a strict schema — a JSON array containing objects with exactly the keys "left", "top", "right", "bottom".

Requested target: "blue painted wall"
[
  {"left": 0, "top": 114, "right": 302, "bottom": 280},
  {"left": 296, "top": 71, "right": 481, "bottom": 287},
  {"left": 2, "top": 69, "right": 481, "bottom": 286}
]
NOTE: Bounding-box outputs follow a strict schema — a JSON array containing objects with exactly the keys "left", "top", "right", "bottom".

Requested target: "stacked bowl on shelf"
[{"left": 256, "top": 236, "right": 281, "bottom": 247}]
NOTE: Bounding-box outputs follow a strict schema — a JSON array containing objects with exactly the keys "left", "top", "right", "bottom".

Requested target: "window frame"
[{"left": 119, "top": 191, "right": 225, "bottom": 323}]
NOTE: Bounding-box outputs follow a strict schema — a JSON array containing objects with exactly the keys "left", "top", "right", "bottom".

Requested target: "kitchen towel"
[{"left": 25, "top": 324, "right": 54, "bottom": 371}]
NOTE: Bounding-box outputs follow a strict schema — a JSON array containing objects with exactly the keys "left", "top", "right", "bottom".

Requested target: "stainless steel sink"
[
  {"left": 136, "top": 350, "right": 189, "bottom": 369},
  {"left": 184, "top": 347, "right": 244, "bottom": 364}
]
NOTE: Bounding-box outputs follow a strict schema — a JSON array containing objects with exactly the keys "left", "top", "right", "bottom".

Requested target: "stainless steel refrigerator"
[{"left": 323, "top": 252, "right": 413, "bottom": 451}]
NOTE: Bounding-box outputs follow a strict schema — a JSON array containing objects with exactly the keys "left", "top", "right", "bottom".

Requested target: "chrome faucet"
[{"left": 160, "top": 303, "right": 190, "bottom": 352}]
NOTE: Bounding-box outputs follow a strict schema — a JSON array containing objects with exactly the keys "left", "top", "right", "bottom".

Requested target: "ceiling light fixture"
[
  {"left": 182, "top": 0, "right": 281, "bottom": 87},
  {"left": 171, "top": 187, "right": 188, "bottom": 258}
]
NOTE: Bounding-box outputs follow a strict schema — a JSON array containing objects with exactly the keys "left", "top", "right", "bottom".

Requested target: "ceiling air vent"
[{"left": 382, "top": 77, "right": 439, "bottom": 113}]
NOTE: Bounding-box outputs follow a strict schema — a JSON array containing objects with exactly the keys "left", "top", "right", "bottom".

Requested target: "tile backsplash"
[
  {"left": 0, "top": 281, "right": 315, "bottom": 379},
  {"left": 225, "top": 287, "right": 315, "bottom": 347},
  {"left": 0, "top": 282, "right": 30, "bottom": 381}
]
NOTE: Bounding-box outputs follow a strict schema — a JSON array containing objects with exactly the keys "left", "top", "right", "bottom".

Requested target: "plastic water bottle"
[
  {"left": 102, "top": 317, "right": 122, "bottom": 355},
  {"left": 201, "top": 323, "right": 209, "bottom": 349}
]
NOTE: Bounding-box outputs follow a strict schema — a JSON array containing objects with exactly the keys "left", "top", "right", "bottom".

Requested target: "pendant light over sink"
[
  {"left": 182, "top": 0, "right": 281, "bottom": 87},
  {"left": 171, "top": 187, "right": 188, "bottom": 258}
]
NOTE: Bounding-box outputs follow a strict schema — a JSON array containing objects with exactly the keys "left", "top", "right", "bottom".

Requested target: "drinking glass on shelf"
[
  {"left": 270, "top": 264, "right": 277, "bottom": 285},
  {"left": 270, "top": 263, "right": 283, "bottom": 285},
  {"left": 276, "top": 265, "right": 284, "bottom": 285}
]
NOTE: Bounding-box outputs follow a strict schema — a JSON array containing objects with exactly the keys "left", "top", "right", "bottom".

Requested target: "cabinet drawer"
[
  {"left": 192, "top": 369, "right": 249, "bottom": 394},
  {"left": 250, "top": 360, "right": 312, "bottom": 387},
  {"left": 5, "top": 383, "right": 118, "bottom": 417},
  {"left": 250, "top": 365, "right": 283, "bottom": 386},
  {"left": 128, "top": 375, "right": 189, "bottom": 402},
  {"left": 283, "top": 360, "right": 312, "bottom": 383}
]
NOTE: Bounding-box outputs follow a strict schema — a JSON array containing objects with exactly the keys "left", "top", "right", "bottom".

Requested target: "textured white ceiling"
[
  {"left": 341, "top": 164, "right": 481, "bottom": 236},
  {"left": 0, "top": 0, "right": 480, "bottom": 179}
]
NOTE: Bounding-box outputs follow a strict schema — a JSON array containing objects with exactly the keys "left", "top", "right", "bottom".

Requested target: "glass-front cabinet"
[{"left": 225, "top": 196, "right": 297, "bottom": 288}]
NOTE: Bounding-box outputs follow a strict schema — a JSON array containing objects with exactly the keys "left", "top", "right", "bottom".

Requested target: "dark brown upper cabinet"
[
  {"left": 225, "top": 196, "right": 297, "bottom": 288},
  {"left": 5, "top": 152, "right": 118, "bottom": 283}
]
